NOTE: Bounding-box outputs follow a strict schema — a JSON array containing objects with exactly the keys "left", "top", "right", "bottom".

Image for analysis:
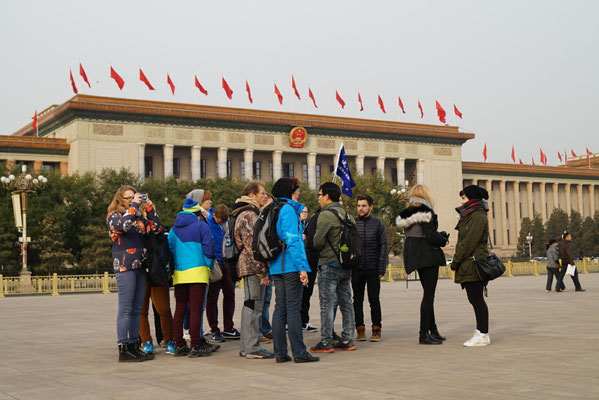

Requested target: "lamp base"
[{"left": 19, "top": 269, "right": 32, "bottom": 293}]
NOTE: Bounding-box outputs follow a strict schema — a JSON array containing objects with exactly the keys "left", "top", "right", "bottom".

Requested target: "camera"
[{"left": 141, "top": 193, "right": 147, "bottom": 202}]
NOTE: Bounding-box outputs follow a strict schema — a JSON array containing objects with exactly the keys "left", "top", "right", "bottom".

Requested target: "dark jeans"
[
  {"left": 301, "top": 268, "right": 318, "bottom": 326},
  {"left": 546, "top": 268, "right": 564, "bottom": 291},
  {"left": 206, "top": 263, "right": 236, "bottom": 333},
  {"left": 318, "top": 265, "right": 355, "bottom": 344},
  {"left": 463, "top": 281, "right": 489, "bottom": 334},
  {"left": 351, "top": 269, "right": 382, "bottom": 327},
  {"left": 560, "top": 265, "right": 582, "bottom": 291},
  {"left": 173, "top": 283, "right": 207, "bottom": 348},
  {"left": 152, "top": 303, "right": 163, "bottom": 343},
  {"left": 259, "top": 282, "right": 273, "bottom": 335},
  {"left": 272, "top": 273, "right": 308, "bottom": 358},
  {"left": 418, "top": 266, "right": 439, "bottom": 333},
  {"left": 116, "top": 268, "right": 147, "bottom": 344}
]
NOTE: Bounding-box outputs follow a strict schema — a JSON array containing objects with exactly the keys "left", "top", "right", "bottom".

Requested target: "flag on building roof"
[
  {"left": 79, "top": 63, "right": 91, "bottom": 88},
  {"left": 167, "top": 74, "right": 175, "bottom": 95},
  {"left": 571, "top": 149, "right": 577, "bottom": 157},
  {"left": 245, "top": 80, "right": 253, "bottom": 103},
  {"left": 418, "top": 100, "right": 423, "bottom": 118},
  {"left": 110, "top": 66, "right": 124, "bottom": 90},
  {"left": 309, "top": 87, "right": 317, "bottom": 108},
  {"left": 69, "top": 69, "right": 78, "bottom": 94},
  {"left": 358, "top": 92, "right": 364, "bottom": 111},
  {"left": 194, "top": 76, "right": 208, "bottom": 95},
  {"left": 398, "top": 97, "right": 406, "bottom": 114},
  {"left": 454, "top": 104, "right": 463, "bottom": 119},
  {"left": 557, "top": 151, "right": 563, "bottom": 163},
  {"left": 292, "top": 75, "right": 301, "bottom": 100},
  {"left": 335, "top": 90, "right": 345, "bottom": 109},
  {"left": 483, "top": 143, "right": 487, "bottom": 162},
  {"left": 274, "top": 83, "right": 283, "bottom": 105},
  {"left": 222, "top": 77, "right": 233, "bottom": 99},
  {"left": 32, "top": 110, "right": 37, "bottom": 137},
  {"left": 435, "top": 100, "right": 446, "bottom": 124},
  {"left": 378, "top": 95, "right": 386, "bottom": 113},
  {"left": 139, "top": 69, "right": 154, "bottom": 90},
  {"left": 511, "top": 145, "right": 515, "bottom": 163}
]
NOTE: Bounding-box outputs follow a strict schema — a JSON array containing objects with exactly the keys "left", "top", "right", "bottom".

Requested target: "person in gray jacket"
[{"left": 545, "top": 239, "right": 563, "bottom": 292}]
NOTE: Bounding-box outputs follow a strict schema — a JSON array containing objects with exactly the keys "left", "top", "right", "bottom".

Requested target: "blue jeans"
[
  {"left": 272, "top": 273, "right": 308, "bottom": 358},
  {"left": 318, "top": 265, "right": 355, "bottom": 345},
  {"left": 259, "top": 282, "right": 272, "bottom": 335},
  {"left": 116, "top": 268, "right": 147, "bottom": 344}
]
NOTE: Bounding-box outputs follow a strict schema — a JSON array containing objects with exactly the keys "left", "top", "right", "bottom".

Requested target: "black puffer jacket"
[
  {"left": 396, "top": 204, "right": 448, "bottom": 274},
  {"left": 355, "top": 215, "right": 389, "bottom": 275}
]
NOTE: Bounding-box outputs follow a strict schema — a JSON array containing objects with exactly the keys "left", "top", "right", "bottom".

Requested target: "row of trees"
[
  {"left": 516, "top": 208, "right": 599, "bottom": 258},
  {"left": 0, "top": 167, "right": 407, "bottom": 276}
]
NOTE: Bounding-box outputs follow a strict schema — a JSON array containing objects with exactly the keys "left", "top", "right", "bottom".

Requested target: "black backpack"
[
  {"left": 146, "top": 231, "right": 172, "bottom": 287},
  {"left": 304, "top": 208, "right": 322, "bottom": 269},
  {"left": 223, "top": 206, "right": 258, "bottom": 281},
  {"left": 325, "top": 208, "right": 363, "bottom": 269},
  {"left": 252, "top": 199, "right": 287, "bottom": 264}
]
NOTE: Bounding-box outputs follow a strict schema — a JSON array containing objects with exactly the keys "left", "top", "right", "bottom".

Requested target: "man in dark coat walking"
[{"left": 558, "top": 232, "right": 585, "bottom": 292}]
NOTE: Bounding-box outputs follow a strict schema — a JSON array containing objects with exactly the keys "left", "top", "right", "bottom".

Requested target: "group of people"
[
  {"left": 545, "top": 232, "right": 586, "bottom": 293},
  {"left": 107, "top": 179, "right": 509, "bottom": 363}
]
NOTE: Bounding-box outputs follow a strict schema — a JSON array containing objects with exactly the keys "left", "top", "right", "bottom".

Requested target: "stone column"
[
  {"left": 307, "top": 152, "right": 317, "bottom": 189},
  {"left": 565, "top": 183, "right": 571, "bottom": 216},
  {"left": 59, "top": 162, "right": 68, "bottom": 176},
  {"left": 243, "top": 149, "right": 254, "bottom": 181},
  {"left": 272, "top": 150, "right": 283, "bottom": 182},
  {"left": 138, "top": 143, "right": 146, "bottom": 180},
  {"left": 485, "top": 180, "right": 495, "bottom": 245},
  {"left": 539, "top": 182, "right": 547, "bottom": 223},
  {"left": 396, "top": 158, "right": 405, "bottom": 186},
  {"left": 499, "top": 180, "right": 508, "bottom": 245},
  {"left": 590, "top": 184, "right": 596, "bottom": 218},
  {"left": 191, "top": 146, "right": 201, "bottom": 181},
  {"left": 356, "top": 155, "right": 365, "bottom": 175},
  {"left": 217, "top": 147, "right": 228, "bottom": 178},
  {"left": 527, "top": 182, "right": 534, "bottom": 218},
  {"left": 163, "top": 144, "right": 174, "bottom": 179},
  {"left": 513, "top": 181, "right": 521, "bottom": 239},
  {"left": 417, "top": 159, "right": 425, "bottom": 184},
  {"left": 577, "top": 184, "right": 584, "bottom": 217},
  {"left": 376, "top": 156, "right": 386, "bottom": 180},
  {"left": 6, "top": 159, "right": 15, "bottom": 170},
  {"left": 552, "top": 183, "right": 559, "bottom": 210},
  {"left": 33, "top": 160, "right": 43, "bottom": 171}
]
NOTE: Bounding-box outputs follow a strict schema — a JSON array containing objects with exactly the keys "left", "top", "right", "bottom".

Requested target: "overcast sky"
[{"left": 1, "top": 0, "right": 597, "bottom": 164}]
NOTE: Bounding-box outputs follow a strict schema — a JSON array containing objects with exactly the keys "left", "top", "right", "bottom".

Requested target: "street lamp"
[
  {"left": 526, "top": 232, "right": 533, "bottom": 259},
  {"left": 1, "top": 165, "right": 47, "bottom": 286},
  {"left": 390, "top": 180, "right": 411, "bottom": 201}
]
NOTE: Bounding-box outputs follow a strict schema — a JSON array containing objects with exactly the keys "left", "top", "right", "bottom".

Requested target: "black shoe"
[
  {"left": 333, "top": 339, "right": 356, "bottom": 351},
  {"left": 174, "top": 344, "right": 191, "bottom": 357},
  {"left": 131, "top": 341, "right": 154, "bottom": 360},
  {"left": 276, "top": 355, "right": 292, "bottom": 363},
  {"left": 310, "top": 341, "right": 334, "bottom": 353},
  {"left": 419, "top": 332, "right": 442, "bottom": 345},
  {"left": 575, "top": 288, "right": 586, "bottom": 292},
  {"left": 430, "top": 330, "right": 446, "bottom": 341},
  {"left": 189, "top": 346, "right": 212, "bottom": 358},
  {"left": 118, "top": 344, "right": 144, "bottom": 362},
  {"left": 200, "top": 340, "right": 220, "bottom": 353},
  {"left": 294, "top": 353, "right": 320, "bottom": 363}
]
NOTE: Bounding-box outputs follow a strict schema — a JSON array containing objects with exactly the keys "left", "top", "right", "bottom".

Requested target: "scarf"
[
  {"left": 455, "top": 198, "right": 488, "bottom": 227},
  {"left": 235, "top": 195, "right": 261, "bottom": 210},
  {"left": 409, "top": 196, "right": 433, "bottom": 211}
]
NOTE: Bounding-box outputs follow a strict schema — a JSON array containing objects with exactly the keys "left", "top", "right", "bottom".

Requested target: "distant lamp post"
[
  {"left": 390, "top": 180, "right": 411, "bottom": 201},
  {"left": 526, "top": 232, "right": 533, "bottom": 259},
  {"left": 1, "top": 165, "right": 47, "bottom": 286}
]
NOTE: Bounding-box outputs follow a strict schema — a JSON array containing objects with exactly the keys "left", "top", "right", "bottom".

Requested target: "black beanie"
[
  {"left": 463, "top": 185, "right": 489, "bottom": 200},
  {"left": 272, "top": 178, "right": 300, "bottom": 199}
]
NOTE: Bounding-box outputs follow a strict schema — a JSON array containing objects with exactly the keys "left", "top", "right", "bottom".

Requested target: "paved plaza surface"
[{"left": 1, "top": 274, "right": 598, "bottom": 400}]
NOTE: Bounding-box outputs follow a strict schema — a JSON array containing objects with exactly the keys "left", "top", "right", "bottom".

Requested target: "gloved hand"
[{"left": 450, "top": 261, "right": 459, "bottom": 271}]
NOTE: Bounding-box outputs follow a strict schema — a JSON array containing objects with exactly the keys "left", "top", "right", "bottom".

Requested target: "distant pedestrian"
[
  {"left": 558, "top": 232, "right": 585, "bottom": 292},
  {"left": 545, "top": 239, "right": 563, "bottom": 292}
]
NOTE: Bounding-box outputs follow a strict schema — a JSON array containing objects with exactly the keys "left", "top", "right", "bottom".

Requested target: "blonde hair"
[
  {"left": 409, "top": 184, "right": 434, "bottom": 207},
  {"left": 107, "top": 185, "right": 137, "bottom": 214}
]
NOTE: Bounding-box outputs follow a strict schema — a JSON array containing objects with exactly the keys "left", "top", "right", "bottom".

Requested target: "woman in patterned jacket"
[{"left": 107, "top": 186, "right": 162, "bottom": 362}]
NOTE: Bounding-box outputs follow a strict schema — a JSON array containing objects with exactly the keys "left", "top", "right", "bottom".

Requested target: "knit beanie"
[
  {"left": 463, "top": 185, "right": 489, "bottom": 200},
  {"left": 182, "top": 198, "right": 199, "bottom": 210},
  {"left": 186, "top": 189, "right": 205, "bottom": 203},
  {"left": 272, "top": 178, "right": 300, "bottom": 199}
]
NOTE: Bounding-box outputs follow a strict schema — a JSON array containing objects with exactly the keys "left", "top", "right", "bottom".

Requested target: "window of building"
[
  {"left": 519, "top": 203, "right": 522, "bottom": 217},
  {"left": 282, "top": 162, "right": 294, "bottom": 178},
  {"left": 316, "top": 164, "right": 321, "bottom": 186},
  {"left": 226, "top": 160, "right": 232, "bottom": 177},
  {"left": 201, "top": 159, "right": 206, "bottom": 179},
  {"left": 391, "top": 168, "right": 398, "bottom": 185},
  {"left": 173, "top": 158, "right": 181, "bottom": 178},
  {"left": 42, "top": 162, "right": 58, "bottom": 172},
  {"left": 241, "top": 161, "right": 245, "bottom": 181},
  {"left": 144, "top": 156, "right": 153, "bottom": 177},
  {"left": 492, "top": 202, "right": 495, "bottom": 218},
  {"left": 302, "top": 164, "right": 308, "bottom": 183},
  {"left": 253, "top": 161, "right": 261, "bottom": 180},
  {"left": 493, "top": 229, "right": 496, "bottom": 245},
  {"left": 507, "top": 230, "right": 511, "bottom": 245},
  {"left": 505, "top": 202, "right": 509, "bottom": 219}
]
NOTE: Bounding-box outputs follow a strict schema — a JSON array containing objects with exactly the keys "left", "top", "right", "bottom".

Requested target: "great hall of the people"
[{"left": 4, "top": 95, "right": 599, "bottom": 256}]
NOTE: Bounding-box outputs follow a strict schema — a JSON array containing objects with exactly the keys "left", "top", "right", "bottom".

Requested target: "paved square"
[{"left": 1, "top": 273, "right": 598, "bottom": 399}]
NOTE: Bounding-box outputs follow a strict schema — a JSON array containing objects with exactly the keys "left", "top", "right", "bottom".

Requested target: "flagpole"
[{"left": 332, "top": 142, "right": 343, "bottom": 184}]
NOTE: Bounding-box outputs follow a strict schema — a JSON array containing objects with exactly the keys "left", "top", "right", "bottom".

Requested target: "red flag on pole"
[
  {"left": 539, "top": 148, "right": 545, "bottom": 165},
  {"left": 308, "top": 88, "right": 317, "bottom": 108},
  {"left": 358, "top": 92, "right": 364, "bottom": 111},
  {"left": 166, "top": 74, "right": 175, "bottom": 95},
  {"left": 532, "top": 156, "right": 536, "bottom": 166},
  {"left": 378, "top": 95, "right": 386, "bottom": 113},
  {"left": 587, "top": 148, "right": 592, "bottom": 168},
  {"left": 435, "top": 101, "right": 446, "bottom": 123},
  {"left": 557, "top": 151, "right": 563, "bottom": 162},
  {"left": 565, "top": 150, "right": 568, "bottom": 166},
  {"left": 32, "top": 110, "right": 37, "bottom": 136},
  {"left": 194, "top": 76, "right": 208, "bottom": 95},
  {"left": 335, "top": 91, "right": 345, "bottom": 109},
  {"left": 418, "top": 100, "right": 423, "bottom": 118},
  {"left": 483, "top": 143, "right": 487, "bottom": 162},
  {"left": 245, "top": 81, "right": 253, "bottom": 104},
  {"left": 454, "top": 104, "right": 463, "bottom": 119},
  {"left": 79, "top": 63, "right": 91, "bottom": 88},
  {"left": 69, "top": 69, "right": 78, "bottom": 94},
  {"left": 139, "top": 69, "right": 154, "bottom": 90},
  {"left": 222, "top": 77, "right": 233, "bottom": 99},
  {"left": 571, "top": 149, "right": 577, "bottom": 157},
  {"left": 110, "top": 66, "right": 124, "bottom": 90},
  {"left": 291, "top": 75, "right": 301, "bottom": 100},
  {"left": 398, "top": 97, "right": 406, "bottom": 114},
  {"left": 511, "top": 145, "right": 515, "bottom": 163},
  {"left": 274, "top": 83, "right": 283, "bottom": 105},
  {"left": 519, "top": 158, "right": 523, "bottom": 165}
]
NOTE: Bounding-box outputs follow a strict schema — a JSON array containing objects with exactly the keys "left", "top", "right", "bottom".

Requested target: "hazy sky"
[{"left": 1, "top": 0, "right": 597, "bottom": 163}]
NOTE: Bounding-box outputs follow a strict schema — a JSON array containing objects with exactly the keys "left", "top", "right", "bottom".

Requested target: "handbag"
[
  {"left": 473, "top": 239, "right": 506, "bottom": 282},
  {"left": 565, "top": 264, "right": 576, "bottom": 277},
  {"left": 209, "top": 264, "right": 223, "bottom": 283}
]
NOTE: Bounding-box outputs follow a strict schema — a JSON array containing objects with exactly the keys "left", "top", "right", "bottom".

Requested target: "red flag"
[
  {"left": 565, "top": 150, "right": 568, "bottom": 165},
  {"left": 557, "top": 151, "right": 563, "bottom": 162},
  {"left": 245, "top": 80, "right": 253, "bottom": 104},
  {"left": 194, "top": 76, "right": 208, "bottom": 95},
  {"left": 167, "top": 74, "right": 175, "bottom": 95},
  {"left": 418, "top": 100, "right": 423, "bottom": 118},
  {"left": 222, "top": 77, "right": 233, "bottom": 99},
  {"left": 358, "top": 92, "right": 364, "bottom": 111},
  {"left": 308, "top": 87, "right": 317, "bottom": 108},
  {"left": 335, "top": 90, "right": 345, "bottom": 109},
  {"left": 32, "top": 110, "right": 37, "bottom": 136},
  {"left": 291, "top": 75, "right": 301, "bottom": 100},
  {"left": 274, "top": 83, "right": 283, "bottom": 105},
  {"left": 79, "top": 63, "right": 91, "bottom": 88},
  {"left": 378, "top": 95, "right": 386, "bottom": 113},
  {"left": 398, "top": 97, "right": 405, "bottom": 114},
  {"left": 139, "top": 69, "right": 154, "bottom": 90},
  {"left": 519, "top": 158, "right": 523, "bottom": 165},
  {"left": 532, "top": 156, "right": 536, "bottom": 166},
  {"left": 511, "top": 145, "right": 515, "bottom": 163},
  {"left": 539, "top": 148, "right": 546, "bottom": 165},
  {"left": 571, "top": 149, "right": 577, "bottom": 157},
  {"left": 110, "top": 66, "right": 124, "bottom": 90},
  {"left": 69, "top": 69, "right": 78, "bottom": 94},
  {"left": 435, "top": 101, "right": 446, "bottom": 124},
  {"left": 587, "top": 148, "right": 592, "bottom": 168},
  {"left": 454, "top": 104, "right": 463, "bottom": 119},
  {"left": 483, "top": 143, "right": 487, "bottom": 162}
]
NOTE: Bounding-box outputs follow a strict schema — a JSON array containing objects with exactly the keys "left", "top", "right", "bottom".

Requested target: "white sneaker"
[
  {"left": 463, "top": 329, "right": 490, "bottom": 347},
  {"left": 183, "top": 329, "right": 190, "bottom": 340}
]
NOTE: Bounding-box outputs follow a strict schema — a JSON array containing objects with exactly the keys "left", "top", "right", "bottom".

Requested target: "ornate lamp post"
[
  {"left": 526, "top": 232, "right": 533, "bottom": 259},
  {"left": 1, "top": 165, "right": 47, "bottom": 286},
  {"left": 390, "top": 180, "right": 411, "bottom": 201}
]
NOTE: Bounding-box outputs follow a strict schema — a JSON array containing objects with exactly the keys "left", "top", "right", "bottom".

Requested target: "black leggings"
[
  {"left": 418, "top": 266, "right": 439, "bottom": 333},
  {"left": 463, "top": 281, "right": 489, "bottom": 334}
]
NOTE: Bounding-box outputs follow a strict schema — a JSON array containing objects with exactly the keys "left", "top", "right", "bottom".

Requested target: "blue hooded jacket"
[
  {"left": 207, "top": 215, "right": 225, "bottom": 266},
  {"left": 269, "top": 198, "right": 311, "bottom": 275}
]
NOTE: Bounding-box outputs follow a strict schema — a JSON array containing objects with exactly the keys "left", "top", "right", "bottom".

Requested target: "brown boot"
[
  {"left": 370, "top": 326, "right": 381, "bottom": 342},
  {"left": 356, "top": 325, "right": 366, "bottom": 341}
]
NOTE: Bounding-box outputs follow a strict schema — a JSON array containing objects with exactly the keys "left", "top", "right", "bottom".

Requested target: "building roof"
[
  {"left": 11, "top": 95, "right": 475, "bottom": 145},
  {"left": 462, "top": 161, "right": 599, "bottom": 181},
  {"left": 0, "top": 135, "right": 69, "bottom": 156}
]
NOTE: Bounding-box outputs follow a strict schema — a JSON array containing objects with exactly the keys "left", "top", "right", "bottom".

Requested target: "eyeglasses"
[{"left": 123, "top": 196, "right": 134, "bottom": 201}]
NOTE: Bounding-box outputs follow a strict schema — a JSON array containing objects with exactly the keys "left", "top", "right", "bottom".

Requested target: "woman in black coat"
[{"left": 396, "top": 185, "right": 449, "bottom": 344}]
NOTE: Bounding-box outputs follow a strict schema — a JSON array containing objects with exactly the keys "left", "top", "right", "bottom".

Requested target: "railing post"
[
  {"left": 533, "top": 261, "right": 539, "bottom": 276},
  {"left": 386, "top": 264, "right": 394, "bottom": 282},
  {"left": 51, "top": 273, "right": 59, "bottom": 296},
  {"left": 103, "top": 272, "right": 111, "bottom": 294},
  {"left": 450, "top": 269, "right": 455, "bottom": 281},
  {"left": 0, "top": 275, "right": 4, "bottom": 298},
  {"left": 507, "top": 261, "right": 513, "bottom": 277},
  {"left": 70, "top": 278, "right": 75, "bottom": 292},
  {"left": 582, "top": 258, "right": 588, "bottom": 274},
  {"left": 37, "top": 278, "right": 42, "bottom": 293}
]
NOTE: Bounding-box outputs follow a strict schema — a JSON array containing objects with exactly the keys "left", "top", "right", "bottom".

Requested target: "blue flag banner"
[{"left": 335, "top": 144, "right": 356, "bottom": 197}]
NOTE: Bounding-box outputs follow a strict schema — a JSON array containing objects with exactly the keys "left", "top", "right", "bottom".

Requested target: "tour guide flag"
[{"left": 334, "top": 143, "right": 356, "bottom": 197}]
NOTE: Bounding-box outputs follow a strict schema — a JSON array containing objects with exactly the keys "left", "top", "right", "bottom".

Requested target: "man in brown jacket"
[
  {"left": 558, "top": 232, "right": 585, "bottom": 292},
  {"left": 233, "top": 181, "right": 273, "bottom": 358}
]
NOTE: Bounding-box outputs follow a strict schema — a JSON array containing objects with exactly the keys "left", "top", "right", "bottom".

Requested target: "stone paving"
[{"left": 1, "top": 273, "right": 598, "bottom": 400}]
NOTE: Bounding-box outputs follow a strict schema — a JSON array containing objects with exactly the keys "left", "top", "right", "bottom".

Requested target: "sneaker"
[
  {"left": 239, "top": 351, "right": 246, "bottom": 357},
  {"left": 165, "top": 340, "right": 176, "bottom": 355},
  {"left": 183, "top": 329, "right": 190, "bottom": 340},
  {"left": 200, "top": 340, "right": 220, "bottom": 353},
  {"left": 310, "top": 341, "right": 334, "bottom": 353},
  {"left": 463, "top": 329, "right": 491, "bottom": 347},
  {"left": 211, "top": 332, "right": 225, "bottom": 342},
  {"left": 174, "top": 344, "right": 191, "bottom": 357},
  {"left": 142, "top": 340, "right": 154, "bottom": 355},
  {"left": 189, "top": 346, "right": 212, "bottom": 358},
  {"left": 333, "top": 339, "right": 356, "bottom": 351},
  {"left": 222, "top": 328, "right": 241, "bottom": 340},
  {"left": 303, "top": 323, "right": 318, "bottom": 333},
  {"left": 276, "top": 355, "right": 292, "bottom": 363},
  {"left": 294, "top": 353, "right": 320, "bottom": 363},
  {"left": 331, "top": 332, "right": 342, "bottom": 346},
  {"left": 245, "top": 350, "right": 275, "bottom": 359}
]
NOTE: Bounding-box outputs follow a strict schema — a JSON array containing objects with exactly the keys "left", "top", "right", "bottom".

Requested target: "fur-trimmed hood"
[{"left": 396, "top": 204, "right": 434, "bottom": 229}]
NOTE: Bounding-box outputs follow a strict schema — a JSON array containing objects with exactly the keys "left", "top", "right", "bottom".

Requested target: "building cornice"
[
  {"left": 0, "top": 136, "right": 69, "bottom": 156},
  {"left": 462, "top": 161, "right": 599, "bottom": 181}
]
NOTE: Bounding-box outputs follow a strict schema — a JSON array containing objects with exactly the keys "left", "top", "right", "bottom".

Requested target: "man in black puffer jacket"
[{"left": 353, "top": 194, "right": 389, "bottom": 342}]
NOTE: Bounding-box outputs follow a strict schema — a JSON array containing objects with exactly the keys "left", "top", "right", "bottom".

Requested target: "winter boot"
[
  {"left": 356, "top": 325, "right": 366, "bottom": 341},
  {"left": 370, "top": 326, "right": 381, "bottom": 342},
  {"left": 119, "top": 343, "right": 143, "bottom": 362}
]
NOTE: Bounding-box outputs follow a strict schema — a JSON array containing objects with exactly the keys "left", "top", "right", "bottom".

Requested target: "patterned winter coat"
[
  {"left": 107, "top": 203, "right": 162, "bottom": 273},
  {"left": 233, "top": 198, "right": 267, "bottom": 279}
]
